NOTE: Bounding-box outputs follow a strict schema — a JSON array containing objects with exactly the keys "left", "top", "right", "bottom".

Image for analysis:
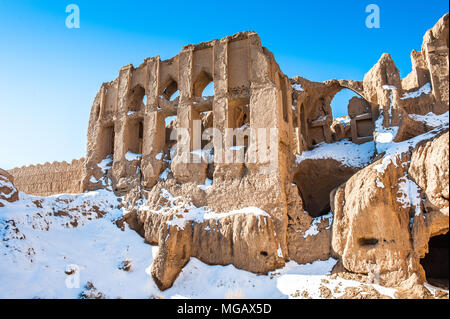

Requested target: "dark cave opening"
[
  {"left": 293, "top": 162, "right": 358, "bottom": 218},
  {"left": 420, "top": 232, "right": 449, "bottom": 289}
]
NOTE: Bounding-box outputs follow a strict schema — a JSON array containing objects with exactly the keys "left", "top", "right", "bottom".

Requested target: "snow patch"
[
  {"left": 400, "top": 83, "right": 431, "bottom": 99},
  {"left": 376, "top": 177, "right": 385, "bottom": 188},
  {"left": 296, "top": 140, "right": 374, "bottom": 168},
  {"left": 408, "top": 111, "right": 449, "bottom": 128},
  {"left": 125, "top": 152, "right": 142, "bottom": 162},
  {"left": 159, "top": 168, "right": 171, "bottom": 181},
  {"left": 97, "top": 156, "right": 113, "bottom": 174},
  {"left": 145, "top": 189, "right": 269, "bottom": 231},
  {"left": 291, "top": 83, "right": 304, "bottom": 91},
  {"left": 197, "top": 178, "right": 212, "bottom": 191},
  {"left": 397, "top": 175, "right": 422, "bottom": 215},
  {"left": 302, "top": 213, "right": 333, "bottom": 238}
]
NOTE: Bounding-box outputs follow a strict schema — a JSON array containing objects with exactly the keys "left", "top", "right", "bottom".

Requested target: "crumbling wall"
[
  {"left": 79, "top": 13, "right": 449, "bottom": 291},
  {"left": 8, "top": 158, "right": 85, "bottom": 196}
]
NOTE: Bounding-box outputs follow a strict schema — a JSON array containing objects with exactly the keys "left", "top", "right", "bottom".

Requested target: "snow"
[
  {"left": 397, "top": 175, "right": 422, "bottom": 216},
  {"left": 382, "top": 85, "right": 396, "bottom": 90},
  {"left": 373, "top": 122, "right": 448, "bottom": 174},
  {"left": 197, "top": 178, "right": 212, "bottom": 191},
  {"left": 125, "top": 151, "right": 142, "bottom": 161},
  {"left": 190, "top": 148, "right": 214, "bottom": 163},
  {"left": 0, "top": 177, "right": 17, "bottom": 199},
  {"left": 127, "top": 111, "right": 135, "bottom": 116},
  {"left": 408, "top": 111, "right": 449, "bottom": 127},
  {"left": 155, "top": 152, "right": 163, "bottom": 160},
  {"left": 0, "top": 189, "right": 401, "bottom": 299},
  {"left": 382, "top": 85, "right": 396, "bottom": 121},
  {"left": 302, "top": 213, "right": 332, "bottom": 238},
  {"left": 275, "top": 259, "right": 364, "bottom": 299},
  {"left": 291, "top": 83, "right": 304, "bottom": 91},
  {"left": 312, "top": 115, "right": 328, "bottom": 123},
  {"left": 142, "top": 189, "right": 269, "bottom": 231},
  {"left": 165, "top": 116, "right": 177, "bottom": 127},
  {"left": 376, "top": 177, "right": 385, "bottom": 188},
  {"left": 277, "top": 245, "right": 283, "bottom": 258},
  {"left": 400, "top": 83, "right": 431, "bottom": 99},
  {"left": 335, "top": 115, "right": 350, "bottom": 126},
  {"left": 424, "top": 282, "right": 449, "bottom": 297},
  {"left": 0, "top": 197, "right": 154, "bottom": 298},
  {"left": 374, "top": 112, "right": 399, "bottom": 154},
  {"left": 97, "top": 156, "right": 113, "bottom": 174},
  {"left": 159, "top": 168, "right": 171, "bottom": 181},
  {"left": 296, "top": 139, "right": 374, "bottom": 168},
  {"left": 229, "top": 145, "right": 246, "bottom": 151},
  {"left": 370, "top": 284, "right": 398, "bottom": 299}
]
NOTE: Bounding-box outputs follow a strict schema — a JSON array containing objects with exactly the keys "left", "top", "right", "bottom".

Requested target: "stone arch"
[
  {"left": 293, "top": 82, "right": 374, "bottom": 218},
  {"left": 328, "top": 86, "right": 376, "bottom": 144},
  {"left": 193, "top": 70, "right": 214, "bottom": 97},
  {"left": 300, "top": 82, "right": 377, "bottom": 149},
  {"left": 160, "top": 78, "right": 179, "bottom": 101}
]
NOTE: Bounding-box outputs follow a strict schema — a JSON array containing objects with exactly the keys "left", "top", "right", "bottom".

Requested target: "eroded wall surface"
[{"left": 8, "top": 159, "right": 85, "bottom": 196}]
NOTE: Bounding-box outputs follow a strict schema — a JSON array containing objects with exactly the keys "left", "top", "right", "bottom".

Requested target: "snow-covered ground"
[{"left": 0, "top": 189, "right": 399, "bottom": 299}]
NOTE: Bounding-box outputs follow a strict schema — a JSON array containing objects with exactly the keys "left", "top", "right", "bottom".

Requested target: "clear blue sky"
[{"left": 0, "top": 0, "right": 448, "bottom": 169}]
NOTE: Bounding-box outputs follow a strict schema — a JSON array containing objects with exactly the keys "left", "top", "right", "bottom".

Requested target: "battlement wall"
[{"left": 8, "top": 158, "right": 85, "bottom": 196}]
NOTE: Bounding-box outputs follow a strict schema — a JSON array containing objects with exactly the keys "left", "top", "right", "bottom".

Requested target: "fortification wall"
[{"left": 8, "top": 158, "right": 85, "bottom": 196}]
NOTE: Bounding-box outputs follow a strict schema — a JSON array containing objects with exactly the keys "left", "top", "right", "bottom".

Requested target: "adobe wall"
[
  {"left": 82, "top": 31, "right": 295, "bottom": 272},
  {"left": 8, "top": 158, "right": 85, "bottom": 196}
]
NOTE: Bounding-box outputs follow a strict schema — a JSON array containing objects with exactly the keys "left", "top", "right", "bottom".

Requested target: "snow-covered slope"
[{"left": 0, "top": 189, "right": 399, "bottom": 299}]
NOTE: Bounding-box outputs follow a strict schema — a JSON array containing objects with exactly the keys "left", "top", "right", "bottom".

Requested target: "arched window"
[
  {"left": 193, "top": 71, "right": 214, "bottom": 97},
  {"left": 162, "top": 79, "right": 179, "bottom": 101}
]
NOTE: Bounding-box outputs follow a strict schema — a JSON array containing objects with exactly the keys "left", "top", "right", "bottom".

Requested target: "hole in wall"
[
  {"left": 165, "top": 115, "right": 178, "bottom": 148},
  {"left": 100, "top": 125, "right": 115, "bottom": 159},
  {"left": 202, "top": 81, "right": 214, "bottom": 97},
  {"left": 162, "top": 79, "right": 179, "bottom": 101},
  {"left": 293, "top": 162, "right": 358, "bottom": 218},
  {"left": 170, "top": 90, "right": 179, "bottom": 101},
  {"left": 358, "top": 238, "right": 379, "bottom": 246},
  {"left": 128, "top": 85, "right": 146, "bottom": 112},
  {"left": 228, "top": 98, "right": 250, "bottom": 148},
  {"left": 194, "top": 71, "right": 214, "bottom": 97},
  {"left": 127, "top": 119, "right": 144, "bottom": 154},
  {"left": 420, "top": 232, "right": 449, "bottom": 289}
]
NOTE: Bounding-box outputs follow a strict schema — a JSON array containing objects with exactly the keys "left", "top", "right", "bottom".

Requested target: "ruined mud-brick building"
[{"left": 8, "top": 13, "right": 449, "bottom": 292}]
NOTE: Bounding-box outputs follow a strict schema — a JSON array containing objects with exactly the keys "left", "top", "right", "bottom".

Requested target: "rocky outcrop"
[
  {"left": 331, "top": 130, "right": 449, "bottom": 288},
  {"left": 135, "top": 185, "right": 284, "bottom": 290},
  {"left": 409, "top": 132, "right": 449, "bottom": 214},
  {"left": 0, "top": 169, "right": 19, "bottom": 206},
  {"left": 409, "top": 133, "right": 449, "bottom": 282}
]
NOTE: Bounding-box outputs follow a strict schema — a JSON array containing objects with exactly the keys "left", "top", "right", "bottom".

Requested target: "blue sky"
[{"left": 0, "top": 0, "right": 448, "bottom": 169}]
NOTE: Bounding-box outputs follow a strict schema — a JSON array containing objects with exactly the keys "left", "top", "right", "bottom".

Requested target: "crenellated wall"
[{"left": 8, "top": 158, "right": 85, "bottom": 196}]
